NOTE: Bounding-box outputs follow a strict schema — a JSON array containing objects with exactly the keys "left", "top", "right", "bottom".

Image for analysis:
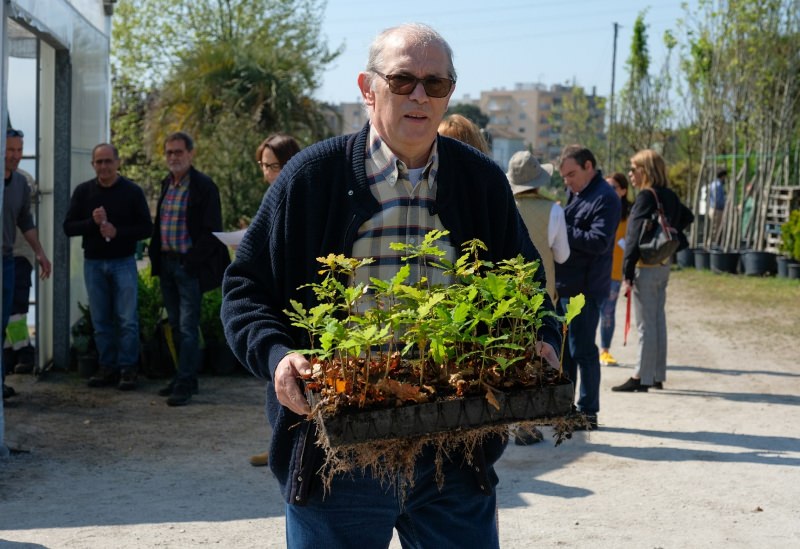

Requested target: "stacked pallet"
[{"left": 765, "top": 186, "right": 800, "bottom": 252}]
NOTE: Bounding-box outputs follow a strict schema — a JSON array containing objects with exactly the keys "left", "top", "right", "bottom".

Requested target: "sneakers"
[
  {"left": 249, "top": 452, "right": 270, "bottom": 466},
  {"left": 117, "top": 370, "right": 137, "bottom": 391},
  {"left": 612, "top": 377, "right": 649, "bottom": 392},
  {"left": 514, "top": 427, "right": 544, "bottom": 446},
  {"left": 87, "top": 366, "right": 120, "bottom": 388},
  {"left": 599, "top": 351, "right": 619, "bottom": 366}
]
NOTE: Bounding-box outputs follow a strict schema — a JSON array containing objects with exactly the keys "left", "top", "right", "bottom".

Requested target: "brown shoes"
[{"left": 249, "top": 452, "right": 269, "bottom": 466}]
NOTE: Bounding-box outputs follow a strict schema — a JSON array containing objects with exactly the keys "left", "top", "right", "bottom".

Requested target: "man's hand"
[
  {"left": 535, "top": 341, "right": 560, "bottom": 371},
  {"left": 37, "top": 252, "right": 52, "bottom": 280},
  {"left": 274, "top": 352, "right": 313, "bottom": 415},
  {"left": 99, "top": 221, "right": 117, "bottom": 241},
  {"left": 92, "top": 206, "right": 107, "bottom": 226}
]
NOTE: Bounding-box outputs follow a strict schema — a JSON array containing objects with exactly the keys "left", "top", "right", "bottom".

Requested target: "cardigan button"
[
  {"left": 295, "top": 495, "right": 301, "bottom": 501},
  {"left": 297, "top": 476, "right": 303, "bottom": 482},
  {"left": 348, "top": 190, "right": 354, "bottom": 196}
]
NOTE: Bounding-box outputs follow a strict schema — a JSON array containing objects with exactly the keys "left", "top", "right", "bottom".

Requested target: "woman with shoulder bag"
[{"left": 613, "top": 149, "right": 694, "bottom": 393}]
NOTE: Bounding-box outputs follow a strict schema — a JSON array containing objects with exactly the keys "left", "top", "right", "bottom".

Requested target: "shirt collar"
[
  {"left": 365, "top": 123, "right": 438, "bottom": 189},
  {"left": 171, "top": 171, "right": 190, "bottom": 188}
]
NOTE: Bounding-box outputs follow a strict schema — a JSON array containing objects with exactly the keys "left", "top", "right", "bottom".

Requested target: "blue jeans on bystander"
[
  {"left": 159, "top": 256, "right": 201, "bottom": 385},
  {"left": 559, "top": 295, "right": 602, "bottom": 417},
  {"left": 84, "top": 256, "right": 140, "bottom": 371},
  {"left": 599, "top": 279, "right": 622, "bottom": 350}
]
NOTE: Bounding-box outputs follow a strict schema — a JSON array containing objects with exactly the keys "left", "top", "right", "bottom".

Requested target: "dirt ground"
[{"left": 1, "top": 270, "right": 799, "bottom": 548}]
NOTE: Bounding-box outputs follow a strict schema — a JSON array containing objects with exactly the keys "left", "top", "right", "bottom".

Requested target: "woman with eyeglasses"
[
  {"left": 249, "top": 133, "right": 301, "bottom": 467},
  {"left": 613, "top": 150, "right": 693, "bottom": 393},
  {"left": 256, "top": 134, "right": 301, "bottom": 186}
]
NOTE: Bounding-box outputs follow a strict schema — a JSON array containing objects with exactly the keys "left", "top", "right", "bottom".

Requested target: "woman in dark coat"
[{"left": 613, "top": 149, "right": 693, "bottom": 392}]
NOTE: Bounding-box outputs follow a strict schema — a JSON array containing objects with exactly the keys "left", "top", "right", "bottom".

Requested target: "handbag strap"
[{"left": 645, "top": 187, "right": 675, "bottom": 237}]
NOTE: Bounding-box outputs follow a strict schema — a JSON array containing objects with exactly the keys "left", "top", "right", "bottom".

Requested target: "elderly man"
[
  {"left": 555, "top": 145, "right": 621, "bottom": 430},
  {"left": 221, "top": 23, "right": 560, "bottom": 548},
  {"left": 3, "top": 128, "right": 52, "bottom": 400},
  {"left": 63, "top": 143, "right": 153, "bottom": 390},
  {"left": 149, "top": 132, "right": 229, "bottom": 406}
]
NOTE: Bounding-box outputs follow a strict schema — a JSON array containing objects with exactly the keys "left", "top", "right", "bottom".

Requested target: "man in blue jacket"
[
  {"left": 221, "top": 23, "right": 560, "bottom": 549},
  {"left": 555, "top": 145, "right": 621, "bottom": 430}
]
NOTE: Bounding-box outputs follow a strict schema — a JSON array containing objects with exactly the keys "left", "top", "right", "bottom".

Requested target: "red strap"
[{"left": 624, "top": 286, "right": 631, "bottom": 346}]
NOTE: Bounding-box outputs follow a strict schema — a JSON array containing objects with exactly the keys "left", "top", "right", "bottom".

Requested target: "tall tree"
[
  {"left": 112, "top": 0, "right": 340, "bottom": 227},
  {"left": 615, "top": 11, "right": 676, "bottom": 160}
]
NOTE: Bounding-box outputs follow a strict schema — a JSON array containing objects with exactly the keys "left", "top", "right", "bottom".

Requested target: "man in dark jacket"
[
  {"left": 555, "top": 145, "right": 621, "bottom": 429},
  {"left": 63, "top": 143, "right": 153, "bottom": 390},
  {"left": 221, "top": 23, "right": 560, "bottom": 548},
  {"left": 149, "top": 132, "right": 229, "bottom": 406}
]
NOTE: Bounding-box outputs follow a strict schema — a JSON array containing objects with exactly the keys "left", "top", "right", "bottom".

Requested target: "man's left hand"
[
  {"left": 37, "top": 253, "right": 52, "bottom": 280},
  {"left": 535, "top": 341, "right": 559, "bottom": 371}
]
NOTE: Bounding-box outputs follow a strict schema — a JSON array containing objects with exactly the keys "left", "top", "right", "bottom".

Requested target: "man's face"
[
  {"left": 165, "top": 139, "right": 194, "bottom": 178},
  {"left": 91, "top": 145, "right": 121, "bottom": 185},
  {"left": 358, "top": 33, "right": 454, "bottom": 168},
  {"left": 559, "top": 157, "right": 594, "bottom": 194},
  {"left": 5, "top": 136, "right": 23, "bottom": 176}
]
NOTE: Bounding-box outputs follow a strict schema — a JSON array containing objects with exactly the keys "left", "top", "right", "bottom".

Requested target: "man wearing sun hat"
[{"left": 507, "top": 150, "right": 570, "bottom": 304}]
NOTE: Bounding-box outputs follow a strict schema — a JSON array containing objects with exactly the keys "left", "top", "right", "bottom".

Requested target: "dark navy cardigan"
[{"left": 221, "top": 123, "right": 561, "bottom": 505}]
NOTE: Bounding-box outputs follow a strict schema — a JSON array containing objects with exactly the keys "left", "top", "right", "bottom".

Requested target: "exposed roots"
[{"left": 312, "top": 412, "right": 589, "bottom": 503}]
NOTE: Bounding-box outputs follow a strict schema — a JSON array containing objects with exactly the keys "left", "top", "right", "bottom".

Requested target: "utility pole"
[{"left": 607, "top": 22, "right": 619, "bottom": 169}]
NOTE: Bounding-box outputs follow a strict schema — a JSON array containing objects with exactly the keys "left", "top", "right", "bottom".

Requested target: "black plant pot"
[
  {"left": 77, "top": 352, "right": 98, "bottom": 378},
  {"left": 777, "top": 256, "right": 795, "bottom": 278},
  {"left": 676, "top": 248, "right": 694, "bottom": 268},
  {"left": 788, "top": 263, "right": 800, "bottom": 280},
  {"left": 742, "top": 251, "right": 777, "bottom": 277},
  {"left": 693, "top": 249, "right": 710, "bottom": 270},
  {"left": 710, "top": 250, "right": 740, "bottom": 274}
]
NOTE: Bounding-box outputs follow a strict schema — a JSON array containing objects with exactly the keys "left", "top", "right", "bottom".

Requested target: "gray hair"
[{"left": 364, "top": 23, "right": 457, "bottom": 89}]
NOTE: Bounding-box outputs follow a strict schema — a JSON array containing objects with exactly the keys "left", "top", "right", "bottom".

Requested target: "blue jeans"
[
  {"left": 84, "top": 256, "right": 140, "bottom": 370},
  {"left": 2, "top": 255, "right": 15, "bottom": 381},
  {"left": 159, "top": 256, "right": 201, "bottom": 384},
  {"left": 559, "top": 295, "right": 602, "bottom": 416},
  {"left": 599, "top": 280, "right": 621, "bottom": 350},
  {"left": 286, "top": 446, "right": 499, "bottom": 548}
]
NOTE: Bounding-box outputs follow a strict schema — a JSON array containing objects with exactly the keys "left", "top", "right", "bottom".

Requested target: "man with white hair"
[{"left": 222, "top": 23, "right": 560, "bottom": 547}]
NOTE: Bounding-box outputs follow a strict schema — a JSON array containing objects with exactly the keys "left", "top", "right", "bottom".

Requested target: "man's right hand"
[{"left": 274, "top": 352, "right": 313, "bottom": 415}]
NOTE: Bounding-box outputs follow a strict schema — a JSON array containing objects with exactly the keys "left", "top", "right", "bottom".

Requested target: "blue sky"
[{"left": 315, "top": 0, "right": 697, "bottom": 104}]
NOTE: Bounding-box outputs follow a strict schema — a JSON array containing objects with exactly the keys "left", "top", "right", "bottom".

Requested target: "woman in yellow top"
[{"left": 599, "top": 172, "right": 630, "bottom": 366}]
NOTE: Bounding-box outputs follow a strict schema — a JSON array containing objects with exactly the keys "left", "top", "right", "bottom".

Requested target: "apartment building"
[{"left": 480, "top": 83, "right": 604, "bottom": 161}]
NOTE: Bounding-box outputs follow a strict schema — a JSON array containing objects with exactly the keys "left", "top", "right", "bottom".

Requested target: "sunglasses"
[
  {"left": 6, "top": 128, "right": 24, "bottom": 138},
  {"left": 373, "top": 71, "right": 455, "bottom": 98}
]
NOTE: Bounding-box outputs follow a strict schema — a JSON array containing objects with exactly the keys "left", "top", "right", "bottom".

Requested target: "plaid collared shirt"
[
  {"left": 159, "top": 172, "right": 192, "bottom": 253},
  {"left": 351, "top": 125, "right": 456, "bottom": 294}
]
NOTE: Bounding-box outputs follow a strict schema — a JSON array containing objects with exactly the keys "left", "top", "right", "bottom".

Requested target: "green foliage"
[
  {"left": 780, "top": 210, "right": 800, "bottom": 261},
  {"left": 549, "top": 86, "right": 606, "bottom": 156},
  {"left": 111, "top": 0, "right": 340, "bottom": 228},
  {"left": 200, "top": 288, "right": 226, "bottom": 342},
  {"left": 70, "top": 302, "right": 94, "bottom": 355},
  {"left": 137, "top": 266, "right": 163, "bottom": 341},
  {"left": 446, "top": 104, "right": 489, "bottom": 128},
  {"left": 286, "top": 232, "right": 583, "bottom": 391}
]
